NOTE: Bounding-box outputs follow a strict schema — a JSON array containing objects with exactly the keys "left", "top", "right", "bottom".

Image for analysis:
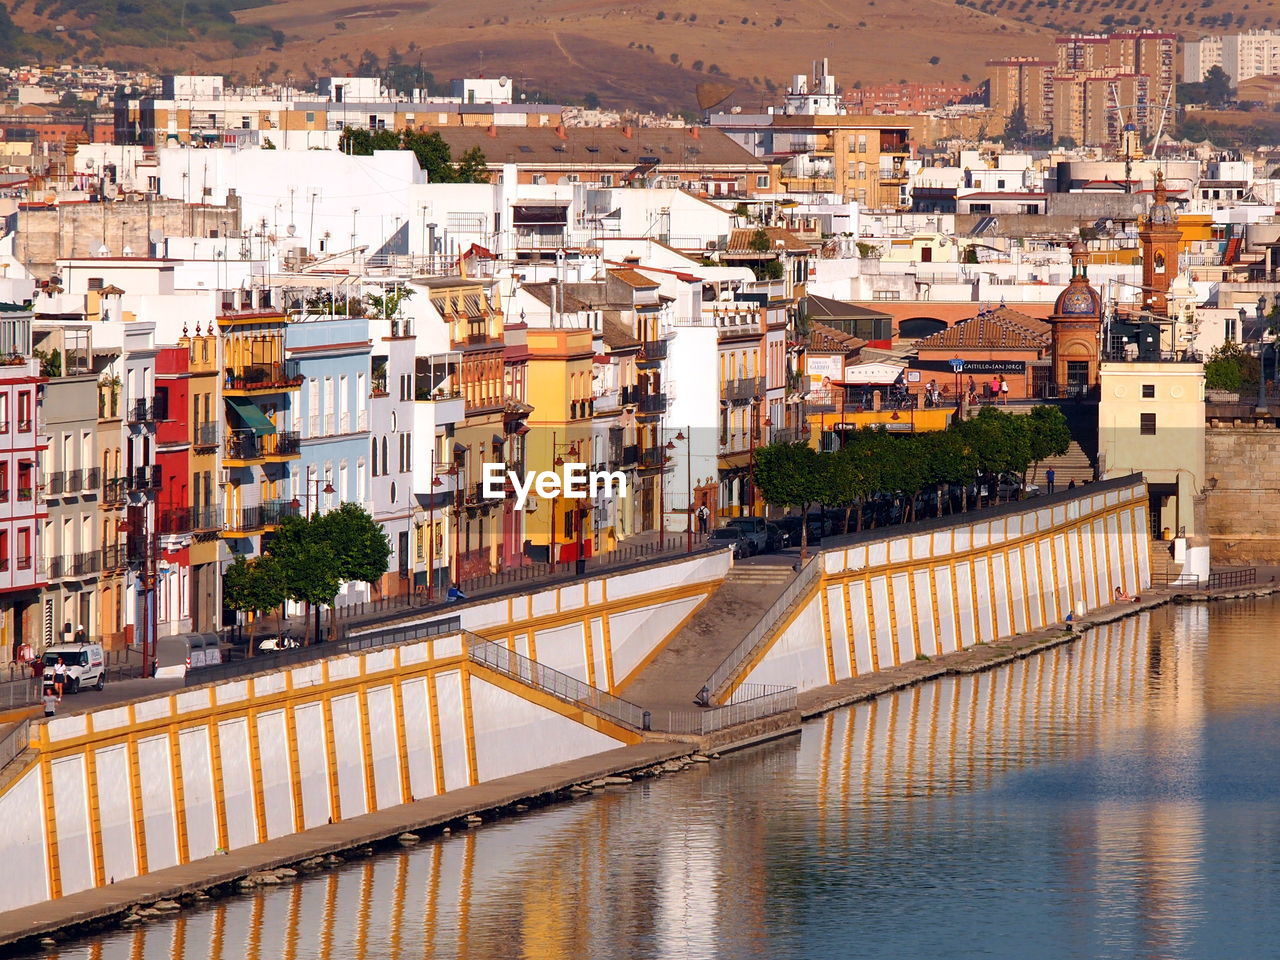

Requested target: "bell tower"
[
  {"left": 1138, "top": 171, "right": 1182, "bottom": 318},
  {"left": 1050, "top": 241, "right": 1103, "bottom": 396}
]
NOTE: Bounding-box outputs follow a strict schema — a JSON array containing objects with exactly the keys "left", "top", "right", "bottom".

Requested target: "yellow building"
[
  {"left": 217, "top": 294, "right": 302, "bottom": 547},
  {"left": 520, "top": 327, "right": 596, "bottom": 562},
  {"left": 415, "top": 275, "right": 511, "bottom": 580},
  {"left": 1097, "top": 360, "right": 1207, "bottom": 578}
]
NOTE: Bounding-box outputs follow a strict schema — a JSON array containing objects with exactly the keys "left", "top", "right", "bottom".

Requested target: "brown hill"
[{"left": 16, "top": 1, "right": 1279, "bottom": 113}]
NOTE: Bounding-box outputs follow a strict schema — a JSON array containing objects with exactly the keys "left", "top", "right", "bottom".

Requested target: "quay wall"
[
  {"left": 0, "top": 552, "right": 729, "bottom": 914},
  {"left": 353, "top": 550, "right": 732, "bottom": 696},
  {"left": 729, "top": 478, "right": 1151, "bottom": 698}
]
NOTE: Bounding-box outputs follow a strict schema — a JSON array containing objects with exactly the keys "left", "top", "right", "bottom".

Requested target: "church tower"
[
  {"left": 1138, "top": 171, "right": 1182, "bottom": 318},
  {"left": 1049, "top": 241, "right": 1103, "bottom": 396}
]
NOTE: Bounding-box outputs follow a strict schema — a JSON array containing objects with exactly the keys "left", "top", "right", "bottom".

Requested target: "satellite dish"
[
  {"left": 498, "top": 76, "right": 509, "bottom": 87},
  {"left": 43, "top": 191, "right": 56, "bottom": 204},
  {"left": 104, "top": 183, "right": 118, "bottom": 199},
  {"left": 149, "top": 228, "right": 164, "bottom": 245}
]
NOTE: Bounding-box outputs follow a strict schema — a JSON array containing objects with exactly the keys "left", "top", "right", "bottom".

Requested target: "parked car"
[
  {"left": 806, "top": 512, "right": 833, "bottom": 538},
  {"left": 775, "top": 516, "right": 803, "bottom": 547},
  {"left": 708, "top": 526, "right": 753, "bottom": 558},
  {"left": 725, "top": 516, "right": 769, "bottom": 554},
  {"left": 41, "top": 643, "right": 105, "bottom": 693},
  {"left": 764, "top": 521, "right": 786, "bottom": 552},
  {"left": 998, "top": 472, "right": 1041, "bottom": 500}
]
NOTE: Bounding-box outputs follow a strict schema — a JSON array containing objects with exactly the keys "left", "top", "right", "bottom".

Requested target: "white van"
[{"left": 41, "top": 643, "right": 106, "bottom": 693}]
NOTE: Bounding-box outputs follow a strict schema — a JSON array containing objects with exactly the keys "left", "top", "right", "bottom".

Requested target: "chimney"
[
  {"left": 555, "top": 124, "right": 568, "bottom": 140},
  {"left": 621, "top": 125, "right": 633, "bottom": 139},
  {"left": 689, "top": 125, "right": 700, "bottom": 139},
  {"left": 487, "top": 124, "right": 498, "bottom": 138}
]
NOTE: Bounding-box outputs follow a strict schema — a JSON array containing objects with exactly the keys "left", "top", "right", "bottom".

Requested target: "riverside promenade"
[{"left": 0, "top": 563, "right": 1274, "bottom": 951}]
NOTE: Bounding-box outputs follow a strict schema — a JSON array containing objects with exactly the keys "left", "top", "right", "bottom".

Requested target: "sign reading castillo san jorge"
[{"left": 916, "top": 360, "right": 1028, "bottom": 376}]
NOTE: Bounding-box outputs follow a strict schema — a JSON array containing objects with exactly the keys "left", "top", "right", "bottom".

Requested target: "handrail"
[
  {"left": 650, "top": 683, "right": 796, "bottom": 735},
  {"left": 464, "top": 632, "right": 647, "bottom": 731},
  {"left": 705, "top": 556, "right": 822, "bottom": 701},
  {"left": 185, "top": 616, "right": 463, "bottom": 686},
  {"left": 0, "top": 719, "right": 30, "bottom": 773}
]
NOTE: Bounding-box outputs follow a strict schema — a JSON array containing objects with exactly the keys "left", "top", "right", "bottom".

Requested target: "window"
[
  {"left": 600, "top": 174, "right": 613, "bottom": 187},
  {"left": 1140, "top": 413, "right": 1157, "bottom": 435},
  {"left": 17, "top": 391, "right": 31, "bottom": 431},
  {"left": 1141, "top": 384, "right": 1155, "bottom": 399},
  {"left": 0, "top": 530, "right": 6, "bottom": 570},
  {"left": 755, "top": 174, "right": 770, "bottom": 189},
  {"left": 305, "top": 111, "right": 315, "bottom": 123}
]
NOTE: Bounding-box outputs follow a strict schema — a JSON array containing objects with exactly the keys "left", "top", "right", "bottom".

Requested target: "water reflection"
[{"left": 43, "top": 599, "right": 1280, "bottom": 960}]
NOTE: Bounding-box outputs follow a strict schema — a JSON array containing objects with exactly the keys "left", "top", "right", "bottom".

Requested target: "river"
[{"left": 32, "top": 597, "right": 1280, "bottom": 960}]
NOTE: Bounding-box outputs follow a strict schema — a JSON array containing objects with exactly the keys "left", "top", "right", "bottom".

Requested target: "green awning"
[{"left": 225, "top": 396, "right": 277, "bottom": 437}]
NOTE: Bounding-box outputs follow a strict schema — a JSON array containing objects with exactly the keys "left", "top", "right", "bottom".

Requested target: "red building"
[
  {"left": 842, "top": 82, "right": 981, "bottom": 114},
  {"left": 0, "top": 342, "right": 48, "bottom": 665},
  {"left": 154, "top": 347, "right": 191, "bottom": 636}
]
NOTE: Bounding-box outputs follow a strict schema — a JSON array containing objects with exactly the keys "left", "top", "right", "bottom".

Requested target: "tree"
[
  {"left": 1204, "top": 341, "right": 1258, "bottom": 391},
  {"left": 1024, "top": 405, "right": 1071, "bottom": 481},
  {"left": 267, "top": 515, "right": 343, "bottom": 644},
  {"left": 317, "top": 502, "right": 392, "bottom": 586},
  {"left": 223, "top": 555, "right": 287, "bottom": 654},
  {"left": 338, "top": 128, "right": 488, "bottom": 183},
  {"left": 753, "top": 442, "right": 826, "bottom": 558},
  {"left": 453, "top": 146, "right": 490, "bottom": 183},
  {"left": 365, "top": 285, "right": 414, "bottom": 319},
  {"left": 1004, "top": 103, "right": 1028, "bottom": 145}
]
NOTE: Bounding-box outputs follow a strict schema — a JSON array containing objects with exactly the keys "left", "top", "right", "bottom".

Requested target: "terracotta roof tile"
[
  {"left": 608, "top": 267, "right": 660, "bottom": 288},
  {"left": 726, "top": 227, "right": 812, "bottom": 254},
  {"left": 915, "top": 306, "right": 1051, "bottom": 350}
]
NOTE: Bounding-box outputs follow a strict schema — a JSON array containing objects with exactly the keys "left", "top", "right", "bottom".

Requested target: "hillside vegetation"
[{"left": 7, "top": 0, "right": 1278, "bottom": 112}]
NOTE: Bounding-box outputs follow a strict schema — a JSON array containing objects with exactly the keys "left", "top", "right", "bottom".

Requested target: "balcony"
[
  {"left": 225, "top": 429, "right": 301, "bottom": 464},
  {"left": 45, "top": 472, "right": 63, "bottom": 497},
  {"left": 639, "top": 447, "right": 669, "bottom": 471},
  {"left": 128, "top": 465, "right": 162, "bottom": 493},
  {"left": 127, "top": 397, "right": 162, "bottom": 424},
  {"left": 724, "top": 377, "right": 765, "bottom": 403},
  {"left": 159, "top": 505, "right": 222, "bottom": 535},
  {"left": 101, "top": 543, "right": 126, "bottom": 571},
  {"left": 66, "top": 469, "right": 83, "bottom": 494},
  {"left": 101, "top": 476, "right": 128, "bottom": 505},
  {"left": 223, "top": 361, "right": 302, "bottom": 394},
  {"left": 637, "top": 392, "right": 668, "bottom": 416},
  {"left": 620, "top": 444, "right": 639, "bottom": 468},
  {"left": 639, "top": 339, "right": 668, "bottom": 363},
  {"left": 73, "top": 550, "right": 101, "bottom": 576},
  {"left": 223, "top": 499, "right": 300, "bottom": 535},
  {"left": 194, "top": 421, "right": 219, "bottom": 447}
]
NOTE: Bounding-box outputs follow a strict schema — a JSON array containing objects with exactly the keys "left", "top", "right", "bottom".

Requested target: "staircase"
[
  {"left": 1147, "top": 538, "right": 1184, "bottom": 584},
  {"left": 1033, "top": 439, "right": 1095, "bottom": 487},
  {"left": 618, "top": 558, "right": 797, "bottom": 712}
]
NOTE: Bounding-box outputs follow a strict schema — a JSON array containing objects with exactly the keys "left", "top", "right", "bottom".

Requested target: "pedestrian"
[
  {"left": 999, "top": 375, "right": 1009, "bottom": 404},
  {"left": 967, "top": 376, "right": 976, "bottom": 402},
  {"left": 73, "top": 624, "right": 86, "bottom": 644},
  {"left": 989, "top": 376, "right": 1000, "bottom": 402},
  {"left": 42, "top": 686, "right": 57, "bottom": 718},
  {"left": 52, "top": 656, "right": 66, "bottom": 700},
  {"left": 1045, "top": 467, "right": 1056, "bottom": 494},
  {"left": 1067, "top": 479, "right": 1076, "bottom": 490},
  {"left": 696, "top": 503, "right": 710, "bottom": 536}
]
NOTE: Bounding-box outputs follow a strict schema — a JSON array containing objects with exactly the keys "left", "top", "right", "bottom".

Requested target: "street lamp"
[
  {"left": 675, "top": 428, "right": 693, "bottom": 553},
  {"left": 290, "top": 477, "right": 335, "bottom": 516},
  {"left": 552, "top": 436, "right": 585, "bottom": 571},
  {"left": 661, "top": 437, "right": 677, "bottom": 549},
  {"left": 949, "top": 356, "right": 965, "bottom": 411}
]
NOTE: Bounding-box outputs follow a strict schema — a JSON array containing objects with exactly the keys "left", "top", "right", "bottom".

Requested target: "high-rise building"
[
  {"left": 986, "top": 58, "right": 1055, "bottom": 135},
  {"left": 988, "top": 32, "right": 1176, "bottom": 148}
]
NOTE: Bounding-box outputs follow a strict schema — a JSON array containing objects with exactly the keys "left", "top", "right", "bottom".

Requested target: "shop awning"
[{"left": 226, "top": 396, "right": 276, "bottom": 436}]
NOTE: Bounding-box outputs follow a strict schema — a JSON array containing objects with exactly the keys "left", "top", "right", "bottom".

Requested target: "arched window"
[
  {"left": 381, "top": 436, "right": 389, "bottom": 476},
  {"left": 370, "top": 436, "right": 379, "bottom": 476}
]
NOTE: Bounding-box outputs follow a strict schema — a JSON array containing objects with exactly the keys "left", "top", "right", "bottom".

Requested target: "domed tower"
[
  {"left": 1138, "top": 170, "right": 1182, "bottom": 317},
  {"left": 1050, "top": 240, "right": 1103, "bottom": 396}
]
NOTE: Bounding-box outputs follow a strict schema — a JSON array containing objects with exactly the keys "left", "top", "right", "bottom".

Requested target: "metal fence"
[
  {"left": 0, "top": 674, "right": 39, "bottom": 709},
  {"left": 705, "top": 556, "right": 821, "bottom": 701},
  {"left": 1150, "top": 568, "right": 1258, "bottom": 591},
  {"left": 186, "top": 616, "right": 462, "bottom": 686},
  {"left": 335, "top": 537, "right": 702, "bottom": 626},
  {"left": 0, "top": 719, "right": 30, "bottom": 773},
  {"left": 465, "top": 633, "right": 647, "bottom": 731},
  {"left": 649, "top": 683, "right": 797, "bottom": 736}
]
